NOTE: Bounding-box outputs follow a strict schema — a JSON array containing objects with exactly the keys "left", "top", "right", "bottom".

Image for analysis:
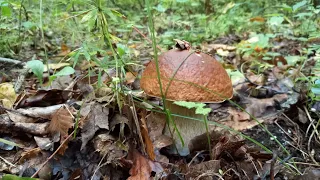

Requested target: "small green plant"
[
  {"left": 26, "top": 59, "right": 75, "bottom": 86},
  {"left": 26, "top": 60, "right": 44, "bottom": 85}
]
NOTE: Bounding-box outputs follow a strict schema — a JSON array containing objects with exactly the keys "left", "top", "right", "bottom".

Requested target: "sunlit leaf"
[
  {"left": 110, "top": 9, "right": 125, "bottom": 18},
  {"left": 268, "top": 16, "right": 284, "bottom": 26},
  {"left": 81, "top": 9, "right": 97, "bottom": 23},
  {"left": 285, "top": 56, "right": 301, "bottom": 66},
  {"left": 195, "top": 107, "right": 212, "bottom": 115},
  {"left": 311, "top": 80, "right": 320, "bottom": 95},
  {"left": 72, "top": 50, "right": 80, "bottom": 68},
  {"left": 22, "top": 21, "right": 36, "bottom": 29},
  {"left": 54, "top": 66, "right": 75, "bottom": 76},
  {"left": 1, "top": 5, "right": 11, "bottom": 17},
  {"left": 0, "top": 83, "right": 17, "bottom": 108},
  {"left": 173, "top": 101, "right": 211, "bottom": 115},
  {"left": 154, "top": 4, "right": 166, "bottom": 12},
  {"left": 226, "top": 69, "right": 245, "bottom": 84},
  {"left": 2, "top": 174, "right": 39, "bottom": 180},
  {"left": 117, "top": 43, "right": 126, "bottom": 57},
  {"left": 0, "top": 137, "right": 23, "bottom": 148},
  {"left": 292, "top": 0, "right": 307, "bottom": 12}
]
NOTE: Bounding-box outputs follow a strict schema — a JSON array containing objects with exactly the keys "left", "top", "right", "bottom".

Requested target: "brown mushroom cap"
[{"left": 140, "top": 49, "right": 233, "bottom": 102}]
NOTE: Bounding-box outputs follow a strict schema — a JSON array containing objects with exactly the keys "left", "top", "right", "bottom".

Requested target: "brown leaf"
[
  {"left": 139, "top": 110, "right": 155, "bottom": 160},
  {"left": 16, "top": 89, "right": 71, "bottom": 108},
  {"left": 212, "top": 135, "right": 246, "bottom": 160},
  {"left": 58, "top": 43, "right": 71, "bottom": 56},
  {"left": 93, "top": 134, "right": 127, "bottom": 164},
  {"left": 125, "top": 72, "right": 137, "bottom": 85},
  {"left": 128, "top": 150, "right": 164, "bottom": 180},
  {"left": 57, "top": 138, "right": 70, "bottom": 155},
  {"left": 185, "top": 160, "right": 221, "bottom": 179},
  {"left": 69, "top": 168, "right": 84, "bottom": 180},
  {"left": 48, "top": 105, "right": 74, "bottom": 137},
  {"left": 19, "top": 147, "right": 42, "bottom": 164},
  {"left": 250, "top": 16, "right": 265, "bottom": 22},
  {"left": 80, "top": 102, "right": 109, "bottom": 150}
]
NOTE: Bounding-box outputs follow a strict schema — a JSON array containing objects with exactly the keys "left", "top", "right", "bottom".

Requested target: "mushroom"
[{"left": 140, "top": 45, "right": 233, "bottom": 156}]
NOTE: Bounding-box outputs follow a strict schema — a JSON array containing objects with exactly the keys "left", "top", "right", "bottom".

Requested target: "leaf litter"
[{"left": 1, "top": 25, "right": 320, "bottom": 180}]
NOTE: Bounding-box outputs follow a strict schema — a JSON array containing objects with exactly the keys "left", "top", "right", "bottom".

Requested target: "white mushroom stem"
[{"left": 164, "top": 101, "right": 209, "bottom": 156}]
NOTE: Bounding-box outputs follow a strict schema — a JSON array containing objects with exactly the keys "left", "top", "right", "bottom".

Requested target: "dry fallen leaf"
[
  {"left": 128, "top": 150, "right": 164, "bottom": 180},
  {"left": 19, "top": 147, "right": 42, "bottom": 164},
  {"left": 48, "top": 105, "right": 74, "bottom": 137},
  {"left": 125, "top": 72, "right": 137, "bottom": 85},
  {"left": 212, "top": 135, "right": 246, "bottom": 160},
  {"left": 0, "top": 83, "right": 17, "bottom": 109},
  {"left": 57, "top": 43, "right": 71, "bottom": 57},
  {"left": 250, "top": 16, "right": 265, "bottom": 22},
  {"left": 16, "top": 90, "right": 71, "bottom": 108},
  {"left": 80, "top": 102, "right": 109, "bottom": 150},
  {"left": 93, "top": 133, "right": 127, "bottom": 164},
  {"left": 185, "top": 160, "right": 221, "bottom": 179},
  {"left": 140, "top": 110, "right": 155, "bottom": 160}
]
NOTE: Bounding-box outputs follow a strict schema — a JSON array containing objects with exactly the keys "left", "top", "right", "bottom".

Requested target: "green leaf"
[
  {"left": 268, "top": 16, "right": 284, "bottom": 26},
  {"left": 81, "top": 9, "right": 97, "bottom": 23},
  {"left": 262, "top": 56, "right": 272, "bottom": 60},
  {"left": 281, "top": 4, "right": 293, "bottom": 12},
  {"left": 195, "top": 107, "right": 212, "bottom": 115},
  {"left": 72, "top": 50, "right": 80, "bottom": 68},
  {"left": 173, "top": 101, "right": 211, "bottom": 115},
  {"left": 104, "top": 8, "right": 118, "bottom": 22},
  {"left": 2, "top": 174, "right": 39, "bottom": 180},
  {"left": 173, "top": 101, "right": 200, "bottom": 109},
  {"left": 1, "top": 6, "right": 11, "bottom": 17},
  {"left": 110, "top": 9, "right": 124, "bottom": 18},
  {"left": 285, "top": 56, "right": 301, "bottom": 66},
  {"left": 22, "top": 21, "right": 36, "bottom": 29},
  {"left": 49, "top": 66, "right": 75, "bottom": 83},
  {"left": 0, "top": 138, "right": 23, "bottom": 148},
  {"left": 117, "top": 43, "right": 127, "bottom": 57},
  {"left": 54, "top": 66, "right": 75, "bottom": 76},
  {"left": 83, "top": 50, "right": 91, "bottom": 61},
  {"left": 265, "top": 52, "right": 281, "bottom": 57},
  {"left": 294, "top": 12, "right": 313, "bottom": 18},
  {"left": 226, "top": 69, "right": 245, "bottom": 84},
  {"left": 26, "top": 60, "right": 44, "bottom": 84},
  {"left": 154, "top": 4, "right": 166, "bottom": 12},
  {"left": 292, "top": 0, "right": 307, "bottom": 12},
  {"left": 311, "top": 80, "right": 320, "bottom": 95}
]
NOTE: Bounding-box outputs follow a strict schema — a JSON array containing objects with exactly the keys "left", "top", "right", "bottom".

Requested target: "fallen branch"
[{"left": 0, "top": 57, "right": 25, "bottom": 66}]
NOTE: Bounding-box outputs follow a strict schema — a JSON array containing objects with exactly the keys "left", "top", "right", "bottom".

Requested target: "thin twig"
[
  {"left": 91, "top": 150, "right": 108, "bottom": 180},
  {"left": 132, "top": 26, "right": 163, "bottom": 51},
  {"left": 0, "top": 155, "right": 16, "bottom": 167},
  {"left": 274, "top": 119, "right": 295, "bottom": 142},
  {"left": 188, "top": 150, "right": 205, "bottom": 167},
  {"left": 286, "top": 141, "right": 308, "bottom": 159},
  {"left": 31, "top": 131, "right": 75, "bottom": 178},
  {"left": 293, "top": 162, "right": 320, "bottom": 167},
  {"left": 304, "top": 106, "right": 320, "bottom": 138}
]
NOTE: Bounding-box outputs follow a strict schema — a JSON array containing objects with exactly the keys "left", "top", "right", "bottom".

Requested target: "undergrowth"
[{"left": 1, "top": 0, "right": 320, "bottom": 176}]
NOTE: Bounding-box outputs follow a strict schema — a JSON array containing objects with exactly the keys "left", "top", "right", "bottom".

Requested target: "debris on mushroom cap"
[{"left": 140, "top": 49, "right": 233, "bottom": 102}]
